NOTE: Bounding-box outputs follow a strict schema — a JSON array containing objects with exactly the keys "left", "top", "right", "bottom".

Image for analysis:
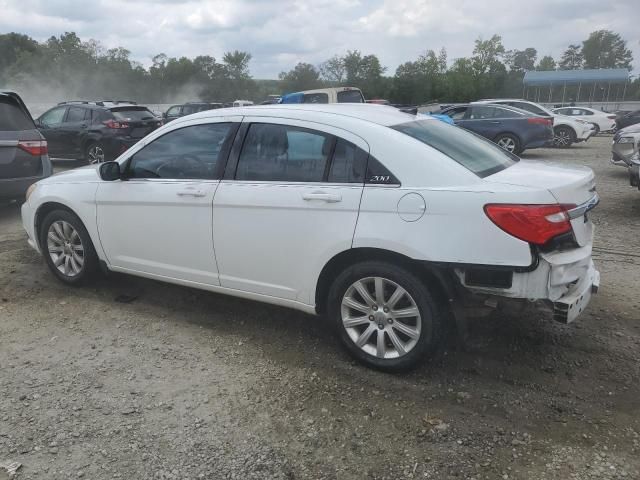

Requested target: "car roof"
[{"left": 182, "top": 103, "right": 424, "bottom": 128}]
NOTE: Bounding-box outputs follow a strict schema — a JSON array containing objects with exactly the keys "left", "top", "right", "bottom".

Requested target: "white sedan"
[
  {"left": 21, "top": 104, "right": 600, "bottom": 371},
  {"left": 552, "top": 106, "right": 617, "bottom": 135}
]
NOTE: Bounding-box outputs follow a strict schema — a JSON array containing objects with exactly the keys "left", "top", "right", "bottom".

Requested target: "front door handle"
[
  {"left": 177, "top": 189, "right": 206, "bottom": 197},
  {"left": 302, "top": 192, "right": 342, "bottom": 203}
]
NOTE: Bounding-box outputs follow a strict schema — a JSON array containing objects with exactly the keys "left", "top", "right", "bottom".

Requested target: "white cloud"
[{"left": 0, "top": 0, "right": 638, "bottom": 77}]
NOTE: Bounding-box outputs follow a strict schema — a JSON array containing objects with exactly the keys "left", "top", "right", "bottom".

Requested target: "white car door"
[
  {"left": 96, "top": 119, "right": 239, "bottom": 285},
  {"left": 212, "top": 117, "right": 368, "bottom": 303}
]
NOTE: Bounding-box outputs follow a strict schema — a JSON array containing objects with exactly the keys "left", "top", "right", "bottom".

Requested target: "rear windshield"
[
  {"left": 110, "top": 107, "right": 155, "bottom": 121},
  {"left": 337, "top": 90, "right": 364, "bottom": 103},
  {"left": 391, "top": 119, "right": 517, "bottom": 178},
  {"left": 0, "top": 97, "right": 35, "bottom": 131}
]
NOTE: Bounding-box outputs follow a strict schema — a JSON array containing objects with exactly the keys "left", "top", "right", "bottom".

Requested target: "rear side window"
[
  {"left": 0, "top": 98, "right": 35, "bottom": 130},
  {"left": 468, "top": 106, "right": 496, "bottom": 119},
  {"left": 66, "top": 107, "right": 88, "bottom": 122},
  {"left": 236, "top": 123, "right": 331, "bottom": 182},
  {"left": 391, "top": 119, "right": 517, "bottom": 178},
  {"left": 303, "top": 93, "right": 329, "bottom": 104},
  {"left": 111, "top": 108, "right": 155, "bottom": 121},
  {"left": 327, "top": 139, "right": 367, "bottom": 183},
  {"left": 337, "top": 90, "right": 364, "bottom": 103},
  {"left": 127, "top": 123, "right": 232, "bottom": 179},
  {"left": 492, "top": 107, "right": 523, "bottom": 119}
]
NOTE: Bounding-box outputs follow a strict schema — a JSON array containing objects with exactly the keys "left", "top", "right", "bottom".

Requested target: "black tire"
[
  {"left": 39, "top": 209, "right": 99, "bottom": 285},
  {"left": 553, "top": 126, "right": 576, "bottom": 148},
  {"left": 494, "top": 133, "right": 522, "bottom": 155},
  {"left": 327, "top": 261, "right": 444, "bottom": 372},
  {"left": 85, "top": 141, "right": 108, "bottom": 164}
]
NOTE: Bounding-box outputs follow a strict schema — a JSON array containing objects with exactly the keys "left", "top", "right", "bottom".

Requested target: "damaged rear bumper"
[{"left": 456, "top": 245, "right": 599, "bottom": 323}]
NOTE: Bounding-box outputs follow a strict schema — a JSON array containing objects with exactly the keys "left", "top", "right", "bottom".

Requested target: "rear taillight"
[
  {"left": 484, "top": 204, "right": 576, "bottom": 246},
  {"left": 18, "top": 140, "right": 48, "bottom": 156},
  {"left": 103, "top": 119, "right": 129, "bottom": 129},
  {"left": 527, "top": 117, "right": 552, "bottom": 126}
]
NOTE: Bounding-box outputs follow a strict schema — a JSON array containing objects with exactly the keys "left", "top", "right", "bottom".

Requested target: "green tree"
[
  {"left": 582, "top": 30, "right": 632, "bottom": 69},
  {"left": 278, "top": 63, "right": 322, "bottom": 93},
  {"left": 471, "top": 35, "right": 505, "bottom": 75},
  {"left": 536, "top": 55, "right": 556, "bottom": 71},
  {"left": 558, "top": 45, "right": 583, "bottom": 70},
  {"left": 505, "top": 48, "right": 537, "bottom": 72},
  {"left": 319, "top": 54, "right": 346, "bottom": 83}
]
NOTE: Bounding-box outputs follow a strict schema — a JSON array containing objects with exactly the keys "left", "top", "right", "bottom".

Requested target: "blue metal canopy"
[{"left": 523, "top": 69, "right": 629, "bottom": 86}]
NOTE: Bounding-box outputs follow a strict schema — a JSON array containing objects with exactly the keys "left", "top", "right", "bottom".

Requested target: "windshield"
[
  {"left": 391, "top": 119, "right": 518, "bottom": 178},
  {"left": 110, "top": 107, "right": 155, "bottom": 121}
]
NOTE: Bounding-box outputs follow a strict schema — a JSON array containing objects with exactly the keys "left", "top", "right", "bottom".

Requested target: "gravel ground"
[{"left": 1, "top": 136, "right": 639, "bottom": 480}]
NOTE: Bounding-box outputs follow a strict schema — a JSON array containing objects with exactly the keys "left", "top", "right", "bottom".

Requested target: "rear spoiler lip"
[{"left": 0, "top": 91, "right": 37, "bottom": 128}]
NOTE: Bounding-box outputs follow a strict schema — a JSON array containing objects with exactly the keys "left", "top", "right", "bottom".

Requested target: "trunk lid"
[{"left": 486, "top": 160, "right": 597, "bottom": 247}]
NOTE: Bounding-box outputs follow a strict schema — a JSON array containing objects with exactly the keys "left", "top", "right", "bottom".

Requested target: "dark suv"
[
  {"left": 1, "top": 91, "right": 52, "bottom": 201},
  {"left": 36, "top": 101, "right": 162, "bottom": 163},
  {"left": 164, "top": 102, "right": 223, "bottom": 123}
]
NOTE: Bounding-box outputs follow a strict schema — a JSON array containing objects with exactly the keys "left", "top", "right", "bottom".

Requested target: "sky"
[{"left": 1, "top": 0, "right": 639, "bottom": 78}]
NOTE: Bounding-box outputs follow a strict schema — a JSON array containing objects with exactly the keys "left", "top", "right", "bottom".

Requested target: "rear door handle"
[
  {"left": 177, "top": 189, "right": 206, "bottom": 197},
  {"left": 302, "top": 192, "right": 342, "bottom": 203}
]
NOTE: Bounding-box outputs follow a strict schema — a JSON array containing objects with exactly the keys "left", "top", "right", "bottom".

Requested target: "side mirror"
[
  {"left": 35, "top": 119, "right": 43, "bottom": 128},
  {"left": 162, "top": 112, "right": 167, "bottom": 119},
  {"left": 99, "top": 161, "right": 121, "bottom": 181}
]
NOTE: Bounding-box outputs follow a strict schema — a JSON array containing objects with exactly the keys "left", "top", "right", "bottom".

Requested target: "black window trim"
[{"left": 121, "top": 121, "right": 239, "bottom": 181}]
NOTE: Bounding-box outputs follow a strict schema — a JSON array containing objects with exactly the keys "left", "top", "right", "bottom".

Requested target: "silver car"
[{"left": 611, "top": 123, "right": 640, "bottom": 167}]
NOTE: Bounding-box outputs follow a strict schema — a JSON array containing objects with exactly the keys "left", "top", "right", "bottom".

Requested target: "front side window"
[
  {"left": 303, "top": 93, "right": 329, "bottom": 104},
  {"left": 40, "top": 107, "right": 67, "bottom": 127},
  {"left": 446, "top": 107, "right": 467, "bottom": 120},
  {"left": 127, "top": 123, "right": 232, "bottom": 179},
  {"left": 392, "top": 119, "right": 517, "bottom": 178},
  {"left": 337, "top": 90, "right": 365, "bottom": 103},
  {"left": 236, "top": 123, "right": 331, "bottom": 182},
  {"left": 166, "top": 106, "right": 181, "bottom": 116}
]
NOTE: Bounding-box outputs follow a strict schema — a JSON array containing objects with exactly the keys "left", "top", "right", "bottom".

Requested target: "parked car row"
[{"left": 437, "top": 99, "right": 596, "bottom": 154}]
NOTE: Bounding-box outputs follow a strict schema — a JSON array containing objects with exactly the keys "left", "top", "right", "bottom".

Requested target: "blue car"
[{"left": 440, "top": 104, "right": 553, "bottom": 154}]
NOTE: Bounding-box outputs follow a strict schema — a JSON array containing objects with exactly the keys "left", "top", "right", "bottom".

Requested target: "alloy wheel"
[
  {"left": 554, "top": 129, "right": 571, "bottom": 147},
  {"left": 47, "top": 220, "right": 85, "bottom": 277},
  {"left": 87, "top": 145, "right": 105, "bottom": 164},
  {"left": 341, "top": 276, "right": 422, "bottom": 359},
  {"left": 496, "top": 137, "right": 516, "bottom": 152}
]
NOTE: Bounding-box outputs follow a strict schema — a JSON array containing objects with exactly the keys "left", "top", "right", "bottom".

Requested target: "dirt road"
[{"left": 1, "top": 136, "right": 639, "bottom": 479}]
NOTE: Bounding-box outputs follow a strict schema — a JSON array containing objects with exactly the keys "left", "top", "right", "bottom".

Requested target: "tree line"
[{"left": 0, "top": 29, "right": 637, "bottom": 106}]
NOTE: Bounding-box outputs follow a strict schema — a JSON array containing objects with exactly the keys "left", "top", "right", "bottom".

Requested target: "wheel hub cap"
[
  {"left": 341, "top": 276, "right": 422, "bottom": 359},
  {"left": 47, "top": 220, "right": 85, "bottom": 277}
]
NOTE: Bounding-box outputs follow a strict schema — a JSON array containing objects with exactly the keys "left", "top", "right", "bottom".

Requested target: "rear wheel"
[
  {"left": 553, "top": 126, "right": 575, "bottom": 148},
  {"left": 39, "top": 209, "right": 99, "bottom": 285},
  {"left": 328, "top": 261, "right": 444, "bottom": 372},
  {"left": 494, "top": 133, "right": 521, "bottom": 155},
  {"left": 85, "top": 142, "right": 107, "bottom": 164},
  {"left": 591, "top": 123, "right": 600, "bottom": 136}
]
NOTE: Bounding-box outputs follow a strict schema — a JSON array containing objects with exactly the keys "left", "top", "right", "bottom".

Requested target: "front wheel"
[
  {"left": 328, "top": 261, "right": 444, "bottom": 372},
  {"left": 553, "top": 126, "right": 575, "bottom": 148},
  {"left": 39, "top": 209, "right": 99, "bottom": 285}
]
